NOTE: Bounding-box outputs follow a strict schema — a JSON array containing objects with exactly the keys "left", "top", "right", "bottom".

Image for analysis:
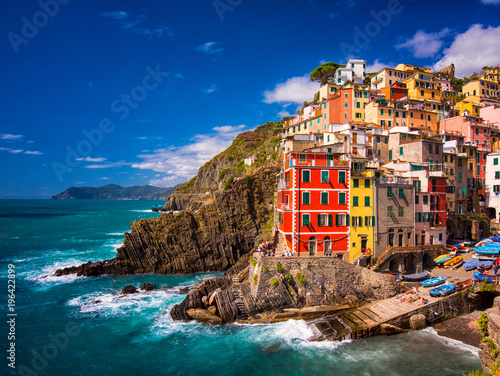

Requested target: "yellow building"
[
  {"left": 395, "top": 63, "right": 431, "bottom": 74},
  {"left": 343, "top": 82, "right": 370, "bottom": 121},
  {"left": 463, "top": 79, "right": 499, "bottom": 100},
  {"left": 455, "top": 99, "right": 482, "bottom": 117},
  {"left": 481, "top": 66, "right": 500, "bottom": 83},
  {"left": 349, "top": 170, "right": 375, "bottom": 263},
  {"left": 364, "top": 99, "right": 396, "bottom": 128},
  {"left": 403, "top": 72, "right": 442, "bottom": 102}
]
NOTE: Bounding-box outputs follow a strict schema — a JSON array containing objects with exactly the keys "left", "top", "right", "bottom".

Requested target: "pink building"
[{"left": 481, "top": 105, "right": 500, "bottom": 127}]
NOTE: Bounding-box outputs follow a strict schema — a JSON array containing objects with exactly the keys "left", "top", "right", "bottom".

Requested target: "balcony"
[{"left": 277, "top": 182, "right": 289, "bottom": 190}]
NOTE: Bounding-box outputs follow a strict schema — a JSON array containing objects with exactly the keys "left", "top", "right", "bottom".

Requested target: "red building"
[{"left": 277, "top": 151, "right": 350, "bottom": 258}]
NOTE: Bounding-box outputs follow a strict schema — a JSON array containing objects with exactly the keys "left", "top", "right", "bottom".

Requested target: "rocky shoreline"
[{"left": 433, "top": 311, "right": 482, "bottom": 348}]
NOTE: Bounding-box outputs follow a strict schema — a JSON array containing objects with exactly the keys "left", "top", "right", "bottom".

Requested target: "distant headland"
[{"left": 50, "top": 184, "right": 177, "bottom": 200}]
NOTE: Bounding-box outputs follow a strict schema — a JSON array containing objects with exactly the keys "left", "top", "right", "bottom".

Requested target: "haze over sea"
[{"left": 0, "top": 200, "right": 482, "bottom": 376}]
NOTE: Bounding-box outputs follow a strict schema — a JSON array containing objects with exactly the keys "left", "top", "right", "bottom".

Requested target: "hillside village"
[{"left": 274, "top": 60, "right": 500, "bottom": 273}]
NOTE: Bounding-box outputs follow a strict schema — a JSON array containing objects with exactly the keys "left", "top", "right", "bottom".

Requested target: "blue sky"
[{"left": 1, "top": 0, "right": 500, "bottom": 198}]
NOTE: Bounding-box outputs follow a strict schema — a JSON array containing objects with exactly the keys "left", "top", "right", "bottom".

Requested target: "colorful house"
[
  {"left": 276, "top": 151, "right": 350, "bottom": 259},
  {"left": 349, "top": 170, "right": 375, "bottom": 263}
]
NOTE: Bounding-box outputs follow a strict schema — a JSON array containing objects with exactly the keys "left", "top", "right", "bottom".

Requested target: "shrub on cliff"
[
  {"left": 252, "top": 274, "right": 258, "bottom": 285},
  {"left": 296, "top": 273, "right": 306, "bottom": 285},
  {"left": 270, "top": 278, "right": 278, "bottom": 287},
  {"left": 478, "top": 313, "right": 489, "bottom": 338},
  {"left": 276, "top": 262, "right": 284, "bottom": 273}
]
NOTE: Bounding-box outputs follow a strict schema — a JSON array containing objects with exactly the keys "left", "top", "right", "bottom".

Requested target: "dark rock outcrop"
[
  {"left": 54, "top": 167, "right": 278, "bottom": 277},
  {"left": 120, "top": 285, "right": 138, "bottom": 295},
  {"left": 50, "top": 184, "right": 177, "bottom": 200},
  {"left": 140, "top": 283, "right": 156, "bottom": 291}
]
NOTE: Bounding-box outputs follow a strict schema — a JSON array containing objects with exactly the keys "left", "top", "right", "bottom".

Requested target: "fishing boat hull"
[
  {"left": 473, "top": 272, "right": 497, "bottom": 283},
  {"left": 401, "top": 271, "right": 430, "bottom": 282},
  {"left": 429, "top": 284, "right": 455, "bottom": 297},
  {"left": 421, "top": 277, "right": 445, "bottom": 287},
  {"left": 443, "top": 256, "right": 462, "bottom": 267},
  {"left": 435, "top": 257, "right": 453, "bottom": 265},
  {"left": 464, "top": 258, "right": 479, "bottom": 271}
]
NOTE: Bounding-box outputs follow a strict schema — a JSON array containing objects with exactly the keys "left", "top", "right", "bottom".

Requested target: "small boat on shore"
[
  {"left": 429, "top": 284, "right": 455, "bottom": 297},
  {"left": 435, "top": 256, "right": 453, "bottom": 265},
  {"left": 380, "top": 270, "right": 401, "bottom": 277},
  {"left": 479, "top": 260, "right": 494, "bottom": 269},
  {"left": 421, "top": 276, "right": 445, "bottom": 287},
  {"left": 464, "top": 258, "right": 479, "bottom": 271},
  {"left": 473, "top": 272, "right": 497, "bottom": 283},
  {"left": 434, "top": 253, "right": 452, "bottom": 261},
  {"left": 443, "top": 255, "right": 462, "bottom": 267},
  {"left": 401, "top": 271, "right": 430, "bottom": 282}
]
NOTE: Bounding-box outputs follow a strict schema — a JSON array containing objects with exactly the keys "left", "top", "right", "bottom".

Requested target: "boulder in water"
[
  {"left": 140, "top": 283, "right": 156, "bottom": 291},
  {"left": 120, "top": 285, "right": 138, "bottom": 295},
  {"left": 186, "top": 308, "right": 223, "bottom": 325}
]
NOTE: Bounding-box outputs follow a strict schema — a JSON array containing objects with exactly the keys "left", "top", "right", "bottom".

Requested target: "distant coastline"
[{"left": 50, "top": 184, "right": 177, "bottom": 201}]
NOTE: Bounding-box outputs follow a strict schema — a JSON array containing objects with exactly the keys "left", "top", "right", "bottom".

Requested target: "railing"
[{"left": 277, "top": 182, "right": 289, "bottom": 190}]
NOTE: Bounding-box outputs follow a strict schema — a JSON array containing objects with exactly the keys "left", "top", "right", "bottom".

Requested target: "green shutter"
[
  {"left": 328, "top": 214, "right": 332, "bottom": 226},
  {"left": 335, "top": 215, "right": 339, "bottom": 226},
  {"left": 346, "top": 215, "right": 350, "bottom": 226},
  {"left": 317, "top": 214, "right": 321, "bottom": 227},
  {"left": 358, "top": 216, "right": 362, "bottom": 227},
  {"left": 353, "top": 196, "right": 358, "bottom": 206},
  {"left": 372, "top": 216, "right": 375, "bottom": 226},
  {"left": 365, "top": 196, "right": 370, "bottom": 206}
]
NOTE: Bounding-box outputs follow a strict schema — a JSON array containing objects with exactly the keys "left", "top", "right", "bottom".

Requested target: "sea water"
[{"left": 0, "top": 200, "right": 482, "bottom": 376}]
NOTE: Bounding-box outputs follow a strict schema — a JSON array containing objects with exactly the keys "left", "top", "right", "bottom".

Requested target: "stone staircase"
[{"left": 233, "top": 290, "right": 248, "bottom": 319}]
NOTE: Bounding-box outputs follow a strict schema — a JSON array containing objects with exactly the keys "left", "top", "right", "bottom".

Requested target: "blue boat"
[
  {"left": 473, "top": 272, "right": 497, "bottom": 283},
  {"left": 474, "top": 248, "right": 500, "bottom": 255},
  {"left": 479, "top": 261, "right": 494, "bottom": 269},
  {"left": 401, "top": 271, "right": 430, "bottom": 282},
  {"left": 421, "top": 276, "right": 446, "bottom": 287},
  {"left": 492, "top": 236, "right": 500, "bottom": 242},
  {"left": 463, "top": 258, "right": 479, "bottom": 271},
  {"left": 429, "top": 284, "right": 455, "bottom": 297},
  {"left": 476, "top": 242, "right": 500, "bottom": 248}
]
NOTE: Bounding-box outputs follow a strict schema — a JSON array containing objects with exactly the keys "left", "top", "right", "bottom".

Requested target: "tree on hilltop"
[{"left": 310, "top": 62, "right": 343, "bottom": 85}]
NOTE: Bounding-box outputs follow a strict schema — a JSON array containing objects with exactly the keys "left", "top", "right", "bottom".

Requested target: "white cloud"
[
  {"left": 84, "top": 161, "right": 129, "bottom": 169},
  {"left": 202, "top": 84, "right": 218, "bottom": 94},
  {"left": 99, "top": 177, "right": 110, "bottom": 180},
  {"left": 396, "top": 28, "right": 450, "bottom": 58},
  {"left": 277, "top": 110, "right": 291, "bottom": 118},
  {"left": 1, "top": 134, "right": 23, "bottom": 140},
  {"left": 24, "top": 150, "right": 43, "bottom": 155},
  {"left": 132, "top": 125, "right": 248, "bottom": 186},
  {"left": 8, "top": 149, "right": 23, "bottom": 154},
  {"left": 196, "top": 41, "right": 224, "bottom": 55},
  {"left": 75, "top": 157, "right": 107, "bottom": 162},
  {"left": 365, "top": 60, "right": 395, "bottom": 73},
  {"left": 481, "top": 0, "right": 500, "bottom": 4},
  {"left": 100, "top": 11, "right": 129, "bottom": 20},
  {"left": 433, "top": 24, "right": 500, "bottom": 77},
  {"left": 263, "top": 76, "right": 320, "bottom": 104}
]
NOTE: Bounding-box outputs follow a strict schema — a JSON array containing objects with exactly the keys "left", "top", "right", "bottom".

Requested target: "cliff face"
[
  {"left": 171, "top": 255, "right": 407, "bottom": 324},
  {"left": 54, "top": 167, "right": 279, "bottom": 277}
]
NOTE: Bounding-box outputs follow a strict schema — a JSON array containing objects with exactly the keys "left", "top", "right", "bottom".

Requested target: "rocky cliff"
[
  {"left": 54, "top": 167, "right": 279, "bottom": 277},
  {"left": 171, "top": 255, "right": 407, "bottom": 324}
]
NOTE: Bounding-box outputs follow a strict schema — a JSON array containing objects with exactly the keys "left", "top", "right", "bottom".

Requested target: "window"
[
  {"left": 299, "top": 154, "right": 306, "bottom": 163},
  {"left": 344, "top": 103, "right": 349, "bottom": 108},
  {"left": 356, "top": 102, "right": 360, "bottom": 108},
  {"left": 364, "top": 196, "right": 370, "bottom": 206},
  {"left": 353, "top": 196, "right": 358, "bottom": 206},
  {"left": 380, "top": 109, "right": 384, "bottom": 116},
  {"left": 458, "top": 172, "right": 463, "bottom": 183},
  {"left": 495, "top": 171, "right": 500, "bottom": 180},
  {"left": 495, "top": 158, "right": 499, "bottom": 166},
  {"left": 399, "top": 189, "right": 405, "bottom": 198},
  {"left": 353, "top": 178, "right": 359, "bottom": 188},
  {"left": 421, "top": 90, "right": 424, "bottom": 96},
  {"left": 423, "top": 195, "right": 428, "bottom": 204},
  {"left": 302, "top": 191, "right": 310, "bottom": 205},
  {"left": 365, "top": 216, "right": 375, "bottom": 226},
  {"left": 429, "top": 144, "right": 433, "bottom": 154},
  {"left": 388, "top": 109, "right": 392, "bottom": 116},
  {"left": 338, "top": 171, "right": 346, "bottom": 183},
  {"left": 387, "top": 187, "right": 393, "bottom": 197},
  {"left": 302, "top": 170, "right": 312, "bottom": 183},
  {"left": 435, "top": 145, "right": 439, "bottom": 154},
  {"left": 335, "top": 214, "right": 348, "bottom": 226},
  {"left": 321, "top": 170, "right": 329, "bottom": 183},
  {"left": 321, "top": 192, "right": 329, "bottom": 205},
  {"left": 398, "top": 207, "right": 404, "bottom": 217},
  {"left": 400, "top": 146, "right": 403, "bottom": 155},
  {"left": 339, "top": 192, "right": 346, "bottom": 205},
  {"left": 377, "top": 136, "right": 381, "bottom": 143},
  {"left": 387, "top": 206, "right": 394, "bottom": 216},
  {"left": 352, "top": 216, "right": 359, "bottom": 226},
  {"left": 385, "top": 137, "right": 388, "bottom": 144},
  {"left": 302, "top": 214, "right": 310, "bottom": 226},
  {"left": 318, "top": 214, "right": 332, "bottom": 226},
  {"left": 415, "top": 195, "right": 419, "bottom": 204},
  {"left": 389, "top": 150, "right": 392, "bottom": 161},
  {"left": 365, "top": 179, "right": 370, "bottom": 188},
  {"left": 388, "top": 229, "right": 394, "bottom": 246},
  {"left": 344, "top": 93, "right": 349, "bottom": 97}
]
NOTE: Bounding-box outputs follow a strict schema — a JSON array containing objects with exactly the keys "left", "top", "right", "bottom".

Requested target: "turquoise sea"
[{"left": 0, "top": 200, "right": 482, "bottom": 376}]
